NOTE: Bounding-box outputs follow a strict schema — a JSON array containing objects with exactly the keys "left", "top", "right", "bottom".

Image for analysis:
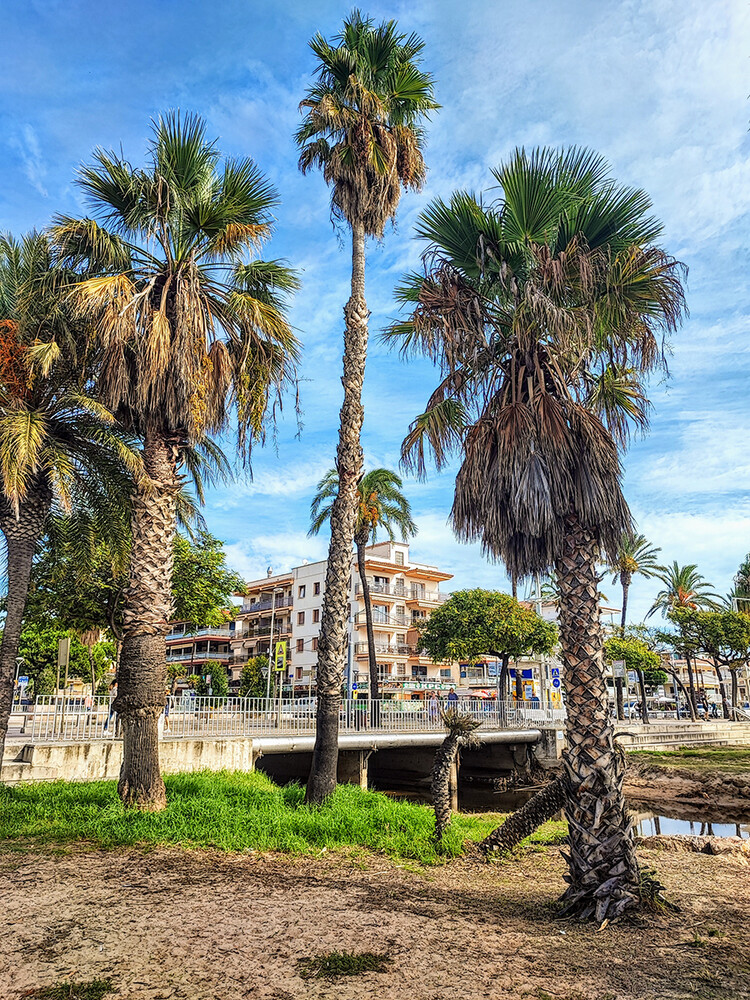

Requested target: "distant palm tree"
[
  {"left": 388, "top": 147, "right": 686, "bottom": 920},
  {"left": 52, "top": 112, "right": 299, "bottom": 809},
  {"left": 0, "top": 232, "right": 137, "bottom": 774},
  {"left": 309, "top": 467, "right": 417, "bottom": 705},
  {"left": 605, "top": 533, "right": 661, "bottom": 628},
  {"left": 647, "top": 562, "right": 721, "bottom": 618},
  {"left": 296, "top": 11, "right": 438, "bottom": 805}
]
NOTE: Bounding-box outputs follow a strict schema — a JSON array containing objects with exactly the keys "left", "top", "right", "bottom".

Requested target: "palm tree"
[
  {"left": 606, "top": 533, "right": 661, "bottom": 628},
  {"left": 309, "top": 467, "right": 417, "bottom": 707},
  {"left": 296, "top": 11, "right": 438, "bottom": 804},
  {"left": 0, "top": 232, "right": 137, "bottom": 774},
  {"left": 387, "top": 147, "right": 686, "bottom": 920},
  {"left": 647, "top": 562, "right": 721, "bottom": 618},
  {"left": 52, "top": 112, "right": 299, "bottom": 809}
]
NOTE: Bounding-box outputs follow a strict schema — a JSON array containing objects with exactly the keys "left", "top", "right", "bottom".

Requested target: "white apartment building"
[{"left": 230, "top": 540, "right": 456, "bottom": 698}]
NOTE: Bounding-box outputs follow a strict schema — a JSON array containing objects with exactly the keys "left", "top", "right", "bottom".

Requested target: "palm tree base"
[{"left": 118, "top": 709, "right": 167, "bottom": 811}]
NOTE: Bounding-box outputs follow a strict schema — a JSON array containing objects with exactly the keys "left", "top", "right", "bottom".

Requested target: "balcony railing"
[
  {"left": 242, "top": 596, "right": 293, "bottom": 614},
  {"left": 354, "top": 579, "right": 408, "bottom": 598},
  {"left": 406, "top": 590, "right": 448, "bottom": 604},
  {"left": 166, "top": 626, "right": 233, "bottom": 640},
  {"left": 354, "top": 642, "right": 413, "bottom": 657},
  {"left": 241, "top": 623, "right": 292, "bottom": 639},
  {"left": 353, "top": 611, "right": 409, "bottom": 628}
]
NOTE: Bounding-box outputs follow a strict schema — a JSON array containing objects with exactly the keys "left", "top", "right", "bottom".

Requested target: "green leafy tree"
[
  {"left": 53, "top": 112, "right": 299, "bottom": 810},
  {"left": 239, "top": 655, "right": 268, "bottom": 698},
  {"left": 388, "top": 146, "right": 686, "bottom": 919},
  {"left": 603, "top": 633, "right": 665, "bottom": 724},
  {"left": 604, "top": 534, "right": 661, "bottom": 628},
  {"left": 17, "top": 624, "right": 114, "bottom": 697},
  {"left": 0, "top": 232, "right": 137, "bottom": 774},
  {"left": 647, "top": 562, "right": 721, "bottom": 618},
  {"left": 309, "top": 467, "right": 417, "bottom": 704},
  {"left": 418, "top": 590, "right": 557, "bottom": 701},
  {"left": 669, "top": 608, "right": 750, "bottom": 718},
  {"left": 195, "top": 660, "right": 228, "bottom": 699},
  {"left": 172, "top": 530, "right": 245, "bottom": 628},
  {"left": 296, "top": 12, "right": 438, "bottom": 805}
]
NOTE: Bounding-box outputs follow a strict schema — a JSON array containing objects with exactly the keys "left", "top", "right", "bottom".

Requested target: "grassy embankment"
[
  {"left": 0, "top": 770, "right": 566, "bottom": 863},
  {"left": 629, "top": 747, "right": 750, "bottom": 774}
]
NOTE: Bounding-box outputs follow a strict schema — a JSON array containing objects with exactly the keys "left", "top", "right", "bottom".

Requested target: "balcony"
[
  {"left": 166, "top": 626, "right": 233, "bottom": 641},
  {"left": 353, "top": 611, "right": 409, "bottom": 628},
  {"left": 354, "top": 579, "right": 408, "bottom": 599},
  {"left": 241, "top": 622, "right": 292, "bottom": 639},
  {"left": 405, "top": 589, "right": 448, "bottom": 605},
  {"left": 242, "top": 595, "right": 293, "bottom": 615},
  {"left": 166, "top": 651, "right": 231, "bottom": 664},
  {"left": 354, "top": 642, "right": 413, "bottom": 657}
]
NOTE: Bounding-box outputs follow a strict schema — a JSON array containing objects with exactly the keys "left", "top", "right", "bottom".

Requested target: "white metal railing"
[{"left": 27, "top": 695, "right": 566, "bottom": 742}]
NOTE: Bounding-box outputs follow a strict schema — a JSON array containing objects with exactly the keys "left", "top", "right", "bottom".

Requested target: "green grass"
[
  {"left": 24, "top": 980, "right": 113, "bottom": 1000},
  {"left": 0, "top": 770, "right": 539, "bottom": 864},
  {"left": 629, "top": 747, "right": 750, "bottom": 773},
  {"left": 296, "top": 950, "right": 391, "bottom": 979}
]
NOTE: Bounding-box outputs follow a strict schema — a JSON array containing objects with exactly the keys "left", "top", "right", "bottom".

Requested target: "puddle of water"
[{"left": 392, "top": 785, "right": 750, "bottom": 840}]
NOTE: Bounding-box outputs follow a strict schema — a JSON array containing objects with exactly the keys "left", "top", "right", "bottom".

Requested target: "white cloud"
[{"left": 9, "top": 124, "right": 48, "bottom": 197}]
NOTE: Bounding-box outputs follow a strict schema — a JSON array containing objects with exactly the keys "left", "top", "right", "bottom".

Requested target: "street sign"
[
  {"left": 627, "top": 670, "right": 638, "bottom": 684},
  {"left": 57, "top": 637, "right": 70, "bottom": 668},
  {"left": 17, "top": 675, "right": 28, "bottom": 686},
  {"left": 274, "top": 642, "right": 287, "bottom": 671},
  {"left": 552, "top": 677, "right": 561, "bottom": 689},
  {"left": 352, "top": 682, "right": 358, "bottom": 691},
  {"left": 551, "top": 667, "right": 560, "bottom": 678},
  {"left": 612, "top": 660, "right": 626, "bottom": 679}
]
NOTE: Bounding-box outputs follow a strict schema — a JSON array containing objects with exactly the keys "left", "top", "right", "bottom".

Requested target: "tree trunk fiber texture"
[
  {"left": 614, "top": 678, "right": 624, "bottom": 720},
  {"left": 685, "top": 655, "right": 698, "bottom": 717},
  {"left": 555, "top": 512, "right": 640, "bottom": 922},
  {"left": 306, "top": 222, "right": 368, "bottom": 806},
  {"left": 730, "top": 669, "right": 739, "bottom": 718},
  {"left": 356, "top": 536, "right": 380, "bottom": 725},
  {"left": 620, "top": 577, "right": 630, "bottom": 630},
  {"left": 481, "top": 774, "right": 565, "bottom": 855},
  {"left": 0, "top": 483, "right": 52, "bottom": 775},
  {"left": 115, "top": 428, "right": 179, "bottom": 811}
]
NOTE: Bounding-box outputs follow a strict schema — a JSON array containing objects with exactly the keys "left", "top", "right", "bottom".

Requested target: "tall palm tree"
[
  {"left": 309, "top": 467, "right": 417, "bottom": 705},
  {"left": 296, "top": 11, "right": 437, "bottom": 804},
  {"left": 0, "top": 232, "right": 138, "bottom": 774},
  {"left": 605, "top": 533, "right": 661, "bottom": 628},
  {"left": 387, "top": 147, "right": 686, "bottom": 920},
  {"left": 52, "top": 112, "right": 299, "bottom": 809},
  {"left": 647, "top": 562, "right": 721, "bottom": 618}
]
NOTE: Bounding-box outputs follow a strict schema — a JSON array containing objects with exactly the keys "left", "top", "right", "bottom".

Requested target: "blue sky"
[{"left": 3, "top": 0, "right": 749, "bottom": 621}]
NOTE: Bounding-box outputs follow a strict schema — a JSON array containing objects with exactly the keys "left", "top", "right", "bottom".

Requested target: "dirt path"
[{"left": 2, "top": 845, "right": 749, "bottom": 1000}]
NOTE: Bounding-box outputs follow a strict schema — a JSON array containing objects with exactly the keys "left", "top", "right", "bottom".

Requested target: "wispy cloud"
[{"left": 9, "top": 124, "right": 48, "bottom": 197}]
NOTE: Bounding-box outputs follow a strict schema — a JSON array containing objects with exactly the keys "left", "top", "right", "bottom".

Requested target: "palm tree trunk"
[
  {"left": 685, "top": 654, "right": 698, "bottom": 717},
  {"left": 115, "top": 427, "right": 178, "bottom": 811},
  {"left": 555, "top": 511, "right": 640, "bottom": 922},
  {"left": 306, "top": 220, "right": 368, "bottom": 805},
  {"left": 481, "top": 774, "right": 565, "bottom": 855},
  {"left": 432, "top": 730, "right": 461, "bottom": 845},
  {"left": 713, "top": 661, "right": 730, "bottom": 719},
  {"left": 0, "top": 485, "right": 52, "bottom": 775},
  {"left": 636, "top": 667, "right": 650, "bottom": 725},
  {"left": 620, "top": 576, "right": 630, "bottom": 629},
  {"left": 670, "top": 670, "right": 696, "bottom": 720},
  {"left": 729, "top": 668, "right": 739, "bottom": 718},
  {"left": 356, "top": 537, "right": 380, "bottom": 725}
]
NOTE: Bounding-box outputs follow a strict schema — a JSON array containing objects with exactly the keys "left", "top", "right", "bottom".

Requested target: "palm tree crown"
[
  {"left": 309, "top": 467, "right": 417, "bottom": 547},
  {"left": 388, "top": 146, "right": 687, "bottom": 579},
  {"left": 605, "top": 532, "right": 661, "bottom": 627},
  {"left": 296, "top": 9, "right": 439, "bottom": 236},
  {"left": 52, "top": 111, "right": 299, "bottom": 453},
  {"left": 647, "top": 561, "right": 721, "bottom": 618}
]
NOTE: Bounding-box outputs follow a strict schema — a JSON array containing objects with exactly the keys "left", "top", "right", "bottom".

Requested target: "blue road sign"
[
  {"left": 551, "top": 667, "right": 560, "bottom": 678},
  {"left": 552, "top": 677, "right": 561, "bottom": 689},
  {"left": 352, "top": 682, "right": 358, "bottom": 690}
]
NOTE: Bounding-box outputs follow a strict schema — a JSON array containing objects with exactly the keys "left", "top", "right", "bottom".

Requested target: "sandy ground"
[{"left": 2, "top": 844, "right": 749, "bottom": 1000}]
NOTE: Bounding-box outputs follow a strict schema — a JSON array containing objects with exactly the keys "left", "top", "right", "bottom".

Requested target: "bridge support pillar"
[
  {"left": 536, "top": 728, "right": 564, "bottom": 765},
  {"left": 337, "top": 750, "right": 371, "bottom": 790}
]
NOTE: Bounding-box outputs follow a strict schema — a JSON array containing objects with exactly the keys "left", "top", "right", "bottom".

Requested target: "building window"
[
  {"left": 297, "top": 611, "right": 305, "bottom": 625},
  {"left": 296, "top": 667, "right": 303, "bottom": 680},
  {"left": 395, "top": 551, "right": 404, "bottom": 566},
  {"left": 312, "top": 638, "right": 318, "bottom": 651},
  {"left": 440, "top": 668, "right": 452, "bottom": 679},
  {"left": 296, "top": 639, "right": 304, "bottom": 653},
  {"left": 314, "top": 582, "right": 321, "bottom": 595},
  {"left": 313, "top": 609, "right": 320, "bottom": 624},
  {"left": 298, "top": 585, "right": 306, "bottom": 599}
]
